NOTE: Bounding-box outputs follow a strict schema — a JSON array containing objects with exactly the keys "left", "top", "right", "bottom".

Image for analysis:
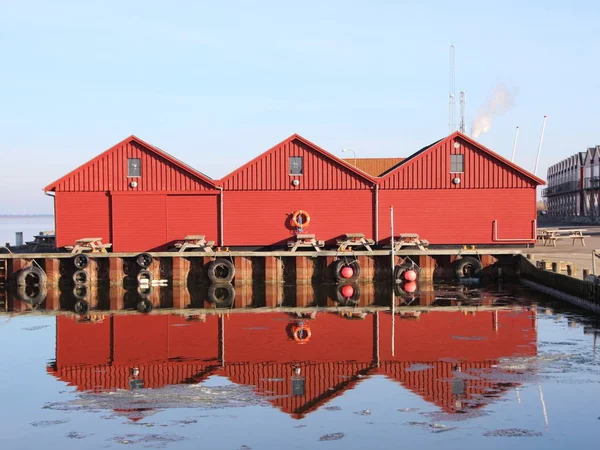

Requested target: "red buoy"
[
  {"left": 404, "top": 281, "right": 417, "bottom": 293},
  {"left": 340, "top": 266, "right": 354, "bottom": 279},
  {"left": 404, "top": 269, "right": 417, "bottom": 281},
  {"left": 340, "top": 284, "right": 355, "bottom": 298}
]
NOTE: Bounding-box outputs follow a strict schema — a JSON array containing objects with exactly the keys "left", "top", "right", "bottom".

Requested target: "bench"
[
  {"left": 336, "top": 233, "right": 375, "bottom": 252},
  {"left": 540, "top": 229, "right": 589, "bottom": 247},
  {"left": 174, "top": 235, "right": 215, "bottom": 252},
  {"left": 392, "top": 233, "right": 430, "bottom": 252},
  {"left": 64, "top": 238, "right": 112, "bottom": 254},
  {"left": 288, "top": 234, "right": 325, "bottom": 252}
]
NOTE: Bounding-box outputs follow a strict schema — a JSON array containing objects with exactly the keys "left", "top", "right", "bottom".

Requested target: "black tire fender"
[
  {"left": 73, "top": 269, "right": 89, "bottom": 285},
  {"left": 208, "top": 283, "right": 235, "bottom": 308},
  {"left": 73, "top": 284, "right": 88, "bottom": 300},
  {"left": 16, "top": 284, "right": 47, "bottom": 305},
  {"left": 73, "top": 254, "right": 89, "bottom": 270},
  {"left": 137, "top": 284, "right": 153, "bottom": 298},
  {"left": 335, "top": 282, "right": 361, "bottom": 306},
  {"left": 137, "top": 299, "right": 153, "bottom": 313},
  {"left": 454, "top": 256, "right": 483, "bottom": 279},
  {"left": 137, "top": 269, "right": 153, "bottom": 284},
  {"left": 333, "top": 259, "right": 360, "bottom": 282},
  {"left": 207, "top": 259, "right": 235, "bottom": 283},
  {"left": 16, "top": 266, "right": 47, "bottom": 286},
  {"left": 136, "top": 253, "right": 153, "bottom": 268},
  {"left": 74, "top": 300, "right": 89, "bottom": 314}
]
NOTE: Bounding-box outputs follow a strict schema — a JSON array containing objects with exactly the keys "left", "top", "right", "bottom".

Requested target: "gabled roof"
[
  {"left": 344, "top": 157, "right": 405, "bottom": 177},
  {"left": 380, "top": 132, "right": 546, "bottom": 185},
  {"left": 45, "top": 135, "right": 217, "bottom": 192},
  {"left": 217, "top": 133, "right": 377, "bottom": 185}
]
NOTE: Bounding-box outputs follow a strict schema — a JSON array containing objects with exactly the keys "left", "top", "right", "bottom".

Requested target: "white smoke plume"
[{"left": 471, "top": 85, "right": 516, "bottom": 139}]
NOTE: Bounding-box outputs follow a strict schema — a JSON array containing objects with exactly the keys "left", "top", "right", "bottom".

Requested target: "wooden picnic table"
[
  {"left": 537, "top": 228, "right": 589, "bottom": 247},
  {"left": 174, "top": 235, "right": 215, "bottom": 252},
  {"left": 336, "top": 233, "right": 374, "bottom": 252},
  {"left": 288, "top": 234, "right": 325, "bottom": 252},
  {"left": 65, "top": 237, "right": 112, "bottom": 254},
  {"left": 392, "top": 233, "right": 430, "bottom": 252}
]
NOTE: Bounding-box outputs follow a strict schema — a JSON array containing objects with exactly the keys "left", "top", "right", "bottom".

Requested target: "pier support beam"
[
  {"left": 357, "top": 255, "right": 375, "bottom": 282},
  {"left": 172, "top": 257, "right": 190, "bottom": 287},
  {"left": 44, "top": 258, "right": 60, "bottom": 286},
  {"left": 295, "top": 256, "right": 314, "bottom": 284},
  {"left": 296, "top": 284, "right": 314, "bottom": 307},
  {"left": 265, "top": 283, "right": 284, "bottom": 307},
  {"left": 109, "top": 257, "right": 123, "bottom": 286},
  {"left": 265, "top": 256, "right": 284, "bottom": 284},
  {"left": 172, "top": 285, "right": 191, "bottom": 309},
  {"left": 418, "top": 255, "right": 436, "bottom": 281},
  {"left": 234, "top": 284, "right": 253, "bottom": 308},
  {"left": 234, "top": 256, "right": 253, "bottom": 286}
]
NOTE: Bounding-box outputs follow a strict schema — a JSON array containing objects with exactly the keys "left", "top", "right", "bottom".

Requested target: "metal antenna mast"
[
  {"left": 459, "top": 91, "right": 466, "bottom": 133},
  {"left": 449, "top": 44, "right": 456, "bottom": 134}
]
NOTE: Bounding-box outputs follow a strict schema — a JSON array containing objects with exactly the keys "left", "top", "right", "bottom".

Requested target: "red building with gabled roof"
[
  {"left": 44, "top": 135, "right": 221, "bottom": 252},
  {"left": 44, "top": 131, "right": 545, "bottom": 251},
  {"left": 218, "top": 134, "right": 378, "bottom": 247},
  {"left": 377, "top": 132, "right": 545, "bottom": 245},
  {"left": 48, "top": 310, "right": 537, "bottom": 419}
]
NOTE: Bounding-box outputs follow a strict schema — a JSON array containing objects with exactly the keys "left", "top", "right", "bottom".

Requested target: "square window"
[
  {"left": 290, "top": 156, "right": 303, "bottom": 175},
  {"left": 450, "top": 154, "right": 464, "bottom": 173},
  {"left": 128, "top": 158, "right": 141, "bottom": 177}
]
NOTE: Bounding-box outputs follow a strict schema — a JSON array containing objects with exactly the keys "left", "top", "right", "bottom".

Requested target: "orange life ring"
[
  {"left": 292, "top": 324, "right": 311, "bottom": 344},
  {"left": 291, "top": 210, "right": 311, "bottom": 229}
]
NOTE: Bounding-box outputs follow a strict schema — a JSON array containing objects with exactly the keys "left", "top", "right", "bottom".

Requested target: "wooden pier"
[{"left": 0, "top": 248, "right": 519, "bottom": 288}]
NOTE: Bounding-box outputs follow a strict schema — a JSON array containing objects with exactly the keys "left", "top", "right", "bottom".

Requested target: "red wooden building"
[
  {"left": 44, "top": 131, "right": 544, "bottom": 251},
  {"left": 48, "top": 310, "right": 537, "bottom": 419},
  {"left": 218, "top": 134, "right": 378, "bottom": 247},
  {"left": 377, "top": 132, "right": 545, "bottom": 245},
  {"left": 44, "top": 136, "right": 221, "bottom": 252}
]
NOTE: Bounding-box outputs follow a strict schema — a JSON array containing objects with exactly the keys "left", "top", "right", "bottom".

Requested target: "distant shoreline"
[{"left": 0, "top": 214, "right": 54, "bottom": 218}]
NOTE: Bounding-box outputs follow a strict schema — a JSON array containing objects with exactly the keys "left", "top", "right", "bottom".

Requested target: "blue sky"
[{"left": 1, "top": 0, "right": 598, "bottom": 213}]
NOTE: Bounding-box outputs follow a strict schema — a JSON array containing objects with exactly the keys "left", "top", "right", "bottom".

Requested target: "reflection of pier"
[
  {"left": 4, "top": 282, "right": 525, "bottom": 313},
  {"left": 47, "top": 309, "right": 537, "bottom": 418}
]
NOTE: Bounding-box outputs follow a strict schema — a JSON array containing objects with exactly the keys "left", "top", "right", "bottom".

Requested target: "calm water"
[
  {"left": 0, "top": 216, "right": 54, "bottom": 246},
  {"left": 0, "top": 284, "right": 599, "bottom": 449}
]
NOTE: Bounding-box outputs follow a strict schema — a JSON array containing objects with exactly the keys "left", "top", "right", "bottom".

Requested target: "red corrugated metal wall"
[
  {"left": 166, "top": 194, "right": 218, "bottom": 245},
  {"left": 55, "top": 192, "right": 111, "bottom": 248},
  {"left": 379, "top": 136, "right": 537, "bottom": 189},
  {"left": 378, "top": 188, "right": 536, "bottom": 244},
  {"left": 50, "top": 140, "right": 215, "bottom": 192},
  {"left": 223, "top": 190, "right": 374, "bottom": 246},
  {"left": 111, "top": 194, "right": 167, "bottom": 252},
  {"left": 220, "top": 138, "right": 373, "bottom": 191},
  {"left": 223, "top": 313, "right": 374, "bottom": 363}
]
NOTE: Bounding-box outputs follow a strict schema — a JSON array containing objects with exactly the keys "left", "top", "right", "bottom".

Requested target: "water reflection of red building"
[{"left": 48, "top": 310, "right": 537, "bottom": 418}]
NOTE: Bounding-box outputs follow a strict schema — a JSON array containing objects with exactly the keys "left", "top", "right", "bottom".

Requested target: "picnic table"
[
  {"left": 65, "top": 237, "right": 112, "bottom": 254},
  {"left": 392, "top": 233, "right": 429, "bottom": 252},
  {"left": 537, "top": 228, "right": 589, "bottom": 247},
  {"left": 288, "top": 234, "right": 325, "bottom": 252},
  {"left": 174, "top": 235, "right": 215, "bottom": 252},
  {"left": 336, "top": 233, "right": 374, "bottom": 252}
]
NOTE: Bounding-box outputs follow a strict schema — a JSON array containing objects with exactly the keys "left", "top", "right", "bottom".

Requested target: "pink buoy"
[
  {"left": 404, "top": 269, "right": 417, "bottom": 282},
  {"left": 340, "top": 284, "right": 355, "bottom": 298},
  {"left": 340, "top": 266, "right": 354, "bottom": 279},
  {"left": 404, "top": 281, "right": 417, "bottom": 293}
]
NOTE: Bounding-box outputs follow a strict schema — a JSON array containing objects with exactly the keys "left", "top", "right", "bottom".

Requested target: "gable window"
[
  {"left": 290, "top": 156, "right": 303, "bottom": 175},
  {"left": 128, "top": 158, "right": 141, "bottom": 177},
  {"left": 450, "top": 154, "right": 464, "bottom": 173}
]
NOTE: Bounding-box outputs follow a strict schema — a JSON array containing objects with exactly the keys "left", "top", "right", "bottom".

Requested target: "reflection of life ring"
[
  {"left": 292, "top": 324, "right": 311, "bottom": 344},
  {"left": 291, "top": 210, "right": 311, "bottom": 229}
]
